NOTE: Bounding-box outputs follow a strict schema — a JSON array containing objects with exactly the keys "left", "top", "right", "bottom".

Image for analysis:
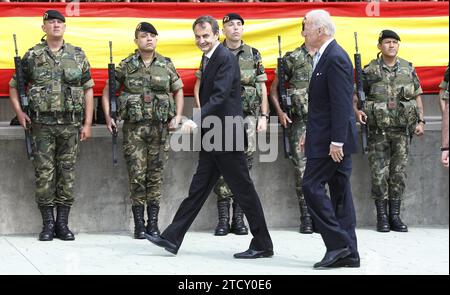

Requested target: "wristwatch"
[
  {"left": 418, "top": 119, "right": 426, "bottom": 125},
  {"left": 441, "top": 147, "right": 449, "bottom": 151},
  {"left": 261, "top": 113, "right": 270, "bottom": 120}
]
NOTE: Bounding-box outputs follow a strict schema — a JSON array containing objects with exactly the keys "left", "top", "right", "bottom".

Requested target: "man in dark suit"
[
  {"left": 145, "top": 15, "right": 273, "bottom": 259},
  {"left": 300, "top": 10, "right": 360, "bottom": 268}
]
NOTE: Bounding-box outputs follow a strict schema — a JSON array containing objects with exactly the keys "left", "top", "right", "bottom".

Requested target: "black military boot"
[
  {"left": 375, "top": 199, "right": 390, "bottom": 232},
  {"left": 38, "top": 206, "right": 55, "bottom": 241},
  {"left": 231, "top": 201, "right": 248, "bottom": 235},
  {"left": 299, "top": 199, "right": 313, "bottom": 234},
  {"left": 146, "top": 201, "right": 161, "bottom": 237},
  {"left": 389, "top": 199, "right": 408, "bottom": 232},
  {"left": 214, "top": 198, "right": 231, "bottom": 236},
  {"left": 132, "top": 205, "right": 146, "bottom": 239},
  {"left": 55, "top": 205, "right": 75, "bottom": 241}
]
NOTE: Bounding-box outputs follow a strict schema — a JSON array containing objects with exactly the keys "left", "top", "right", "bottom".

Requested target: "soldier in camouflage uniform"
[
  {"left": 269, "top": 19, "right": 316, "bottom": 234},
  {"left": 193, "top": 13, "right": 270, "bottom": 236},
  {"left": 354, "top": 30, "right": 425, "bottom": 232},
  {"left": 439, "top": 65, "right": 449, "bottom": 167},
  {"left": 8, "top": 10, "right": 95, "bottom": 241},
  {"left": 102, "top": 22, "right": 184, "bottom": 239}
]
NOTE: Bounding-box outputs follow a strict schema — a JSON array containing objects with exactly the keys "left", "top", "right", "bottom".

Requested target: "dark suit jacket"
[
  {"left": 305, "top": 40, "right": 358, "bottom": 159},
  {"left": 198, "top": 43, "right": 245, "bottom": 152}
]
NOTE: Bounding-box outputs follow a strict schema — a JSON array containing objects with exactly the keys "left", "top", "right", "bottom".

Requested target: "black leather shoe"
[
  {"left": 313, "top": 247, "right": 351, "bottom": 268},
  {"left": 144, "top": 233, "right": 178, "bottom": 255},
  {"left": 328, "top": 253, "right": 360, "bottom": 268},
  {"left": 233, "top": 249, "right": 274, "bottom": 259}
]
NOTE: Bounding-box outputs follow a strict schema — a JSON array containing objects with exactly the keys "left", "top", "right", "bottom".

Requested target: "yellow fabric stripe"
[{"left": 0, "top": 16, "right": 447, "bottom": 69}]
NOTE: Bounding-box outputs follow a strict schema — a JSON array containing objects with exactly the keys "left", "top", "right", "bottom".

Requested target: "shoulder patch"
[
  {"left": 284, "top": 51, "right": 293, "bottom": 59},
  {"left": 123, "top": 53, "right": 135, "bottom": 63}
]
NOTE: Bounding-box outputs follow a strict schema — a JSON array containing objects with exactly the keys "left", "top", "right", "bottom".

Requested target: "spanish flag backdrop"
[{"left": 0, "top": 2, "right": 448, "bottom": 97}]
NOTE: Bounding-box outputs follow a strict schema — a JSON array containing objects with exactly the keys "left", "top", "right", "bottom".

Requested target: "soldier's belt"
[
  {"left": 373, "top": 126, "right": 407, "bottom": 133},
  {"left": 31, "top": 111, "right": 82, "bottom": 121},
  {"left": 286, "top": 87, "right": 307, "bottom": 96},
  {"left": 124, "top": 119, "right": 166, "bottom": 126},
  {"left": 286, "top": 89, "right": 296, "bottom": 96}
]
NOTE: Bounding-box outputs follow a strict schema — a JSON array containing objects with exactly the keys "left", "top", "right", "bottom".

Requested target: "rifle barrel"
[
  {"left": 354, "top": 32, "right": 359, "bottom": 53},
  {"left": 109, "top": 41, "right": 113, "bottom": 63}
]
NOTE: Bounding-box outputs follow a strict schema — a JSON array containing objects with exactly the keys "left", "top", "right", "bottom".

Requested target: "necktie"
[
  {"left": 202, "top": 55, "right": 209, "bottom": 72},
  {"left": 313, "top": 52, "right": 321, "bottom": 71}
]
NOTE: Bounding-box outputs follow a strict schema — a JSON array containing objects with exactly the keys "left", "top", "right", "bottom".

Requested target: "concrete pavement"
[{"left": 0, "top": 227, "right": 448, "bottom": 275}]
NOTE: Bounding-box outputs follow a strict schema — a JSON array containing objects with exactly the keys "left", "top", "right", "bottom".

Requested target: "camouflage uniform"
[
  {"left": 279, "top": 44, "right": 313, "bottom": 203},
  {"left": 439, "top": 66, "right": 449, "bottom": 101},
  {"left": 196, "top": 41, "right": 267, "bottom": 200},
  {"left": 363, "top": 57, "right": 422, "bottom": 201},
  {"left": 9, "top": 41, "right": 94, "bottom": 207},
  {"left": 115, "top": 50, "right": 183, "bottom": 206}
]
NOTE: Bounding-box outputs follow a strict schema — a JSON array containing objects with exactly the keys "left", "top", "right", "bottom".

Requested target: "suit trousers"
[
  {"left": 161, "top": 150, "right": 273, "bottom": 251},
  {"left": 302, "top": 156, "right": 358, "bottom": 253}
]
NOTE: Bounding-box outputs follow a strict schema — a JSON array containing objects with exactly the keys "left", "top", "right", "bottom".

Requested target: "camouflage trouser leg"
[
  {"left": 368, "top": 130, "right": 409, "bottom": 201},
  {"left": 214, "top": 116, "right": 256, "bottom": 200},
  {"left": 288, "top": 118, "right": 307, "bottom": 202},
  {"left": 123, "top": 122, "right": 169, "bottom": 206},
  {"left": 146, "top": 125, "right": 169, "bottom": 204},
  {"left": 32, "top": 123, "right": 79, "bottom": 207}
]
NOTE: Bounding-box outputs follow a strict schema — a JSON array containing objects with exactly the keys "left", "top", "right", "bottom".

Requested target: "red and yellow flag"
[{"left": 0, "top": 2, "right": 448, "bottom": 96}]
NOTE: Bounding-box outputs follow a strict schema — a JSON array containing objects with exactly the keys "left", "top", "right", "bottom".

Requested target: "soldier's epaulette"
[
  {"left": 284, "top": 51, "right": 294, "bottom": 59},
  {"left": 74, "top": 46, "right": 82, "bottom": 52},
  {"left": 251, "top": 47, "right": 259, "bottom": 56},
  {"left": 123, "top": 53, "right": 135, "bottom": 63},
  {"left": 30, "top": 43, "right": 45, "bottom": 56},
  {"left": 165, "top": 57, "right": 172, "bottom": 63},
  {"left": 26, "top": 47, "right": 35, "bottom": 58}
]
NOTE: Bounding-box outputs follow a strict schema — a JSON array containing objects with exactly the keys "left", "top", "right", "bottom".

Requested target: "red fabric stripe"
[
  {"left": 0, "top": 2, "right": 447, "bottom": 19},
  {"left": 0, "top": 66, "right": 446, "bottom": 98}
]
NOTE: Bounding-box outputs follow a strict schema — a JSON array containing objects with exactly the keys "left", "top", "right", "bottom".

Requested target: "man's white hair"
[{"left": 305, "top": 9, "right": 335, "bottom": 37}]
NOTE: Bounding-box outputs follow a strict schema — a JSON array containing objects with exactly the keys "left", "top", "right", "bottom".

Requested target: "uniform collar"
[
  {"left": 223, "top": 39, "right": 244, "bottom": 51},
  {"left": 43, "top": 40, "right": 66, "bottom": 53},
  {"left": 379, "top": 57, "right": 400, "bottom": 71},
  {"left": 135, "top": 50, "right": 159, "bottom": 65}
]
